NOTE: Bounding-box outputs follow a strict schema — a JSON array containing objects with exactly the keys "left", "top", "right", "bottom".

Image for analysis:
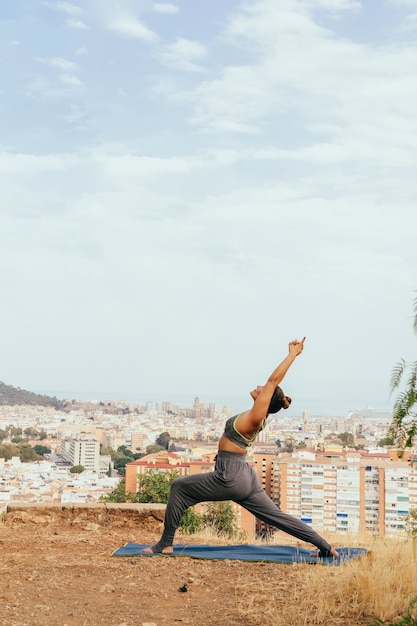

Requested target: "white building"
[
  {"left": 62, "top": 437, "right": 100, "bottom": 473},
  {"left": 275, "top": 449, "right": 417, "bottom": 537}
]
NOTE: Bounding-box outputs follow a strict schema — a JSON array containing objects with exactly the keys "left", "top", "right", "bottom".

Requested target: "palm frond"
[
  {"left": 405, "top": 365, "right": 417, "bottom": 395},
  {"left": 408, "top": 391, "right": 417, "bottom": 412},
  {"left": 392, "top": 391, "right": 410, "bottom": 425},
  {"left": 388, "top": 293, "right": 417, "bottom": 453},
  {"left": 390, "top": 359, "right": 406, "bottom": 391},
  {"left": 390, "top": 421, "right": 417, "bottom": 455},
  {"left": 404, "top": 420, "right": 417, "bottom": 449}
]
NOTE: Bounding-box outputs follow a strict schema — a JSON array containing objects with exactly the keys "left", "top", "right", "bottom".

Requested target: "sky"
[{"left": 1, "top": 0, "right": 417, "bottom": 416}]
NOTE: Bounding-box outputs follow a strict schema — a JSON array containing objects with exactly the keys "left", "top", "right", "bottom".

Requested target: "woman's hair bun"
[{"left": 267, "top": 386, "right": 291, "bottom": 414}]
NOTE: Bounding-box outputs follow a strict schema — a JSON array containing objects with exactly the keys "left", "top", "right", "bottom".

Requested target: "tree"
[
  {"left": 117, "top": 445, "right": 134, "bottom": 458},
  {"left": 24, "top": 427, "right": 40, "bottom": 439},
  {"left": 0, "top": 429, "right": 8, "bottom": 442},
  {"left": 101, "top": 446, "right": 115, "bottom": 457},
  {"left": 101, "top": 471, "right": 180, "bottom": 504},
  {"left": 296, "top": 440, "right": 307, "bottom": 449},
  {"left": 19, "top": 445, "right": 41, "bottom": 462},
  {"left": 179, "top": 507, "right": 204, "bottom": 534},
  {"left": 70, "top": 465, "right": 85, "bottom": 473},
  {"left": 405, "top": 509, "right": 417, "bottom": 540},
  {"left": 145, "top": 444, "right": 165, "bottom": 455},
  {"left": 284, "top": 438, "right": 294, "bottom": 453},
  {"left": 101, "top": 471, "right": 238, "bottom": 538},
  {"left": 338, "top": 432, "right": 355, "bottom": 448},
  {"left": 113, "top": 456, "right": 132, "bottom": 477},
  {"left": 33, "top": 445, "right": 51, "bottom": 457},
  {"left": 136, "top": 470, "right": 180, "bottom": 503},
  {"left": 377, "top": 436, "right": 395, "bottom": 447},
  {"left": 155, "top": 432, "right": 171, "bottom": 450},
  {"left": 202, "top": 502, "right": 237, "bottom": 538},
  {"left": 100, "top": 480, "right": 135, "bottom": 503},
  {"left": 0, "top": 443, "right": 20, "bottom": 460},
  {"left": 389, "top": 293, "right": 417, "bottom": 452}
]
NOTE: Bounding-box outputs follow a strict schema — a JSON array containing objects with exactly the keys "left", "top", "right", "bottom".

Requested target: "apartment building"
[
  {"left": 125, "top": 446, "right": 417, "bottom": 538},
  {"left": 130, "top": 432, "right": 150, "bottom": 452},
  {"left": 61, "top": 437, "right": 100, "bottom": 474},
  {"left": 274, "top": 449, "right": 417, "bottom": 536},
  {"left": 252, "top": 451, "right": 277, "bottom": 535}
]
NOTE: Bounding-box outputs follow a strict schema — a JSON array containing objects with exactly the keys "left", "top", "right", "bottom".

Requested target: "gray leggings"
[{"left": 152, "top": 450, "right": 332, "bottom": 556}]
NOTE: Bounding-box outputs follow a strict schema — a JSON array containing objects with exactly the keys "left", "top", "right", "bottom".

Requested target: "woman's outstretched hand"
[{"left": 289, "top": 337, "right": 306, "bottom": 357}]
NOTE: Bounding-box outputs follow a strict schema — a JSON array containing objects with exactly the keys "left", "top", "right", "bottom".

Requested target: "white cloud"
[
  {"left": 43, "top": 1, "right": 84, "bottom": 16},
  {"left": 62, "top": 103, "right": 91, "bottom": 127},
  {"left": 222, "top": 2, "right": 327, "bottom": 45},
  {"left": 25, "top": 74, "right": 84, "bottom": 104},
  {"left": 66, "top": 17, "right": 88, "bottom": 29},
  {"left": 158, "top": 37, "right": 208, "bottom": 72},
  {"left": 60, "top": 74, "right": 84, "bottom": 87},
  {"left": 153, "top": 2, "right": 179, "bottom": 14},
  {"left": 399, "top": 11, "right": 417, "bottom": 29},
  {"left": 32, "top": 57, "right": 83, "bottom": 104},
  {"left": 303, "top": 0, "right": 361, "bottom": 10},
  {"left": 387, "top": 0, "right": 417, "bottom": 30},
  {"left": 110, "top": 16, "right": 159, "bottom": 43},
  {"left": 185, "top": 0, "right": 417, "bottom": 173},
  {"left": 82, "top": 1, "right": 161, "bottom": 45},
  {"left": 37, "top": 56, "right": 79, "bottom": 72},
  {"left": 190, "top": 65, "right": 272, "bottom": 133},
  {"left": 2, "top": 0, "right": 417, "bottom": 408},
  {"left": 388, "top": 0, "right": 417, "bottom": 6}
]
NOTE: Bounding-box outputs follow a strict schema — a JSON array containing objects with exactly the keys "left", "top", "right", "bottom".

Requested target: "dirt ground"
[{"left": 0, "top": 504, "right": 370, "bottom": 626}]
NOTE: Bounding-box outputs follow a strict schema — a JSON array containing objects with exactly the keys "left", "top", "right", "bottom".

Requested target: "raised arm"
[{"left": 237, "top": 338, "right": 305, "bottom": 436}]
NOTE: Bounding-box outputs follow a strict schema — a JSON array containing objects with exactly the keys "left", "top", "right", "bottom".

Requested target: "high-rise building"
[
  {"left": 193, "top": 396, "right": 201, "bottom": 419},
  {"left": 61, "top": 437, "right": 100, "bottom": 473},
  {"left": 130, "top": 432, "right": 149, "bottom": 452},
  {"left": 274, "top": 449, "right": 417, "bottom": 536}
]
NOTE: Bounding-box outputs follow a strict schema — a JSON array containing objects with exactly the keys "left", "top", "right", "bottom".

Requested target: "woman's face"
[{"left": 250, "top": 385, "right": 263, "bottom": 401}]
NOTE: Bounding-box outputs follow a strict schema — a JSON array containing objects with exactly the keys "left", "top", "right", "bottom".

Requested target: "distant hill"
[{"left": 0, "top": 381, "right": 65, "bottom": 409}]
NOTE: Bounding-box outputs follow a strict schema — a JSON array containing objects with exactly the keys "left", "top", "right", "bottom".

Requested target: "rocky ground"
[{"left": 0, "top": 504, "right": 370, "bottom": 626}]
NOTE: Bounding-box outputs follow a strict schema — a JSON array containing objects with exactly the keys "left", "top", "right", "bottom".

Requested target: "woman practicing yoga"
[{"left": 142, "top": 337, "right": 339, "bottom": 558}]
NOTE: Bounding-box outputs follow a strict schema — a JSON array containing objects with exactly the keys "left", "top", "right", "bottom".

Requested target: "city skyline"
[
  {"left": 33, "top": 387, "right": 392, "bottom": 418},
  {"left": 1, "top": 1, "right": 416, "bottom": 417}
]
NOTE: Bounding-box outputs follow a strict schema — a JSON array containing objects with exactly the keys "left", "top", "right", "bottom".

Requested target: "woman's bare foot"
[
  {"left": 310, "top": 547, "right": 339, "bottom": 558},
  {"left": 140, "top": 546, "right": 174, "bottom": 555}
]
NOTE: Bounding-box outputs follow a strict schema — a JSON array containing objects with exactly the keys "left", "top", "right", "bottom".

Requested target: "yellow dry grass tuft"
[
  {"left": 176, "top": 527, "right": 417, "bottom": 625},
  {"left": 229, "top": 534, "right": 417, "bottom": 626}
]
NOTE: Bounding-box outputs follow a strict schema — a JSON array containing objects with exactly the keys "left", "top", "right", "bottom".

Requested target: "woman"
[{"left": 142, "top": 338, "right": 339, "bottom": 558}]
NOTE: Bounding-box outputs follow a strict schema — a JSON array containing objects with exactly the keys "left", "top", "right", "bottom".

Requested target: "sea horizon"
[{"left": 35, "top": 388, "right": 393, "bottom": 419}]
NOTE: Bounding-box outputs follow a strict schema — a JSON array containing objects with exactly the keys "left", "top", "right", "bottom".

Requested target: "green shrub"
[
  {"left": 202, "top": 501, "right": 238, "bottom": 538},
  {"left": 179, "top": 507, "right": 204, "bottom": 534}
]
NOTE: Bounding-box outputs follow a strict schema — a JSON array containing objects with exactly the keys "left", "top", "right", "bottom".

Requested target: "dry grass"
[{"left": 176, "top": 529, "right": 417, "bottom": 626}]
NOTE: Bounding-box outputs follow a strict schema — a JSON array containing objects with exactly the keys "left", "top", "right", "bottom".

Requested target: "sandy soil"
[{"left": 0, "top": 505, "right": 370, "bottom": 626}]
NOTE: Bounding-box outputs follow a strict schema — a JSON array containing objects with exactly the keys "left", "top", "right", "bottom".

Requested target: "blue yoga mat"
[{"left": 112, "top": 543, "right": 368, "bottom": 565}]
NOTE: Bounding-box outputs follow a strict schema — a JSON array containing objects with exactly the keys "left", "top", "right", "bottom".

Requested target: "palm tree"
[{"left": 389, "top": 293, "right": 417, "bottom": 452}]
